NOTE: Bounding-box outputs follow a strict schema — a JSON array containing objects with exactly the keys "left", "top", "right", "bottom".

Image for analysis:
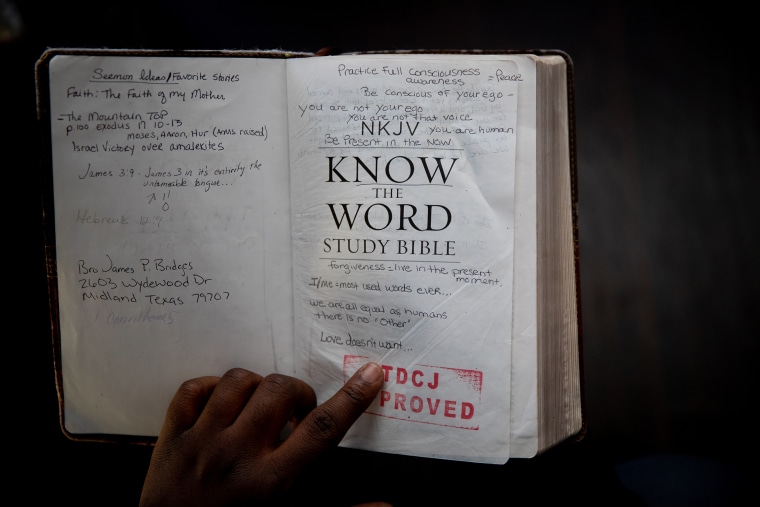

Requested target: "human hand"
[{"left": 139, "top": 362, "right": 389, "bottom": 507}]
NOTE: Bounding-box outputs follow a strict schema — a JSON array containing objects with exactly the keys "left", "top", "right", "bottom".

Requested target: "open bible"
[{"left": 35, "top": 48, "right": 583, "bottom": 464}]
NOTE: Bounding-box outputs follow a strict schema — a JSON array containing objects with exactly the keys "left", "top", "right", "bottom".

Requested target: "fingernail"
[{"left": 360, "top": 362, "right": 383, "bottom": 383}]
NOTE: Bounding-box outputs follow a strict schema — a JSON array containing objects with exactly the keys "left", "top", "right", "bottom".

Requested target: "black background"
[{"left": 4, "top": 1, "right": 756, "bottom": 505}]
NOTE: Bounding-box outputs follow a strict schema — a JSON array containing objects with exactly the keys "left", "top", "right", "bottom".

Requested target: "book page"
[
  {"left": 46, "top": 53, "right": 293, "bottom": 436},
  {"left": 509, "top": 55, "right": 539, "bottom": 458},
  {"left": 287, "top": 54, "right": 523, "bottom": 463}
]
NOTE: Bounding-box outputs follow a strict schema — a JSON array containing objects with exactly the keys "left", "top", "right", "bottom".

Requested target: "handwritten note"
[
  {"left": 287, "top": 55, "right": 520, "bottom": 462},
  {"left": 49, "top": 55, "right": 294, "bottom": 435}
]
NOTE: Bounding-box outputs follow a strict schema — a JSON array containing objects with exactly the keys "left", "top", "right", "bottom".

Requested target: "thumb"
[
  {"left": 276, "top": 362, "right": 384, "bottom": 461},
  {"left": 321, "top": 361, "right": 385, "bottom": 425}
]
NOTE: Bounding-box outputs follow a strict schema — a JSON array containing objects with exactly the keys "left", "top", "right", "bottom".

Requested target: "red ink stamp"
[{"left": 343, "top": 355, "right": 482, "bottom": 430}]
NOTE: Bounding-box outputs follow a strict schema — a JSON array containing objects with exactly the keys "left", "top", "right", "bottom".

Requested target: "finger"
[
  {"left": 275, "top": 362, "right": 384, "bottom": 464},
  {"left": 194, "top": 368, "right": 263, "bottom": 431},
  {"left": 161, "top": 375, "right": 220, "bottom": 433},
  {"left": 235, "top": 373, "right": 318, "bottom": 447}
]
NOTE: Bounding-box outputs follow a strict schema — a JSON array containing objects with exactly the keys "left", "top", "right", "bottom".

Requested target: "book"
[{"left": 35, "top": 48, "right": 583, "bottom": 465}]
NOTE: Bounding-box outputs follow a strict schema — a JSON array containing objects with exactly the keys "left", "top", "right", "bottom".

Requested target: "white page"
[
  {"left": 48, "top": 54, "right": 293, "bottom": 436},
  {"left": 287, "top": 54, "right": 521, "bottom": 463},
  {"left": 509, "top": 55, "right": 539, "bottom": 457}
]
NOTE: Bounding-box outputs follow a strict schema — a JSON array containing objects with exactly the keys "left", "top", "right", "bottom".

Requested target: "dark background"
[{"left": 4, "top": 1, "right": 756, "bottom": 505}]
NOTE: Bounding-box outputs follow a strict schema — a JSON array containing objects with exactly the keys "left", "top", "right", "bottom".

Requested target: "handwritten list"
[{"left": 49, "top": 55, "right": 294, "bottom": 435}]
